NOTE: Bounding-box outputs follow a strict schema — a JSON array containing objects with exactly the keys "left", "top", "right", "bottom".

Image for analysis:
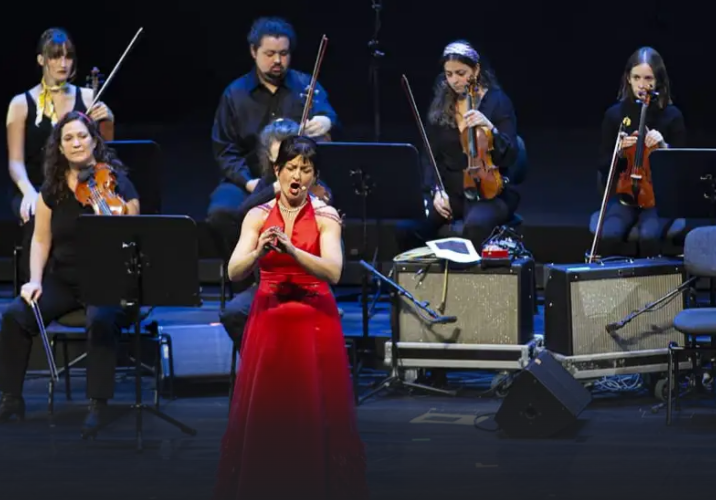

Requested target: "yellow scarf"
[{"left": 35, "top": 79, "right": 66, "bottom": 127}]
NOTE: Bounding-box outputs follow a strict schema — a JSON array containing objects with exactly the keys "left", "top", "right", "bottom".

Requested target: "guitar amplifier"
[
  {"left": 393, "top": 257, "right": 535, "bottom": 346},
  {"left": 544, "top": 258, "right": 686, "bottom": 356}
]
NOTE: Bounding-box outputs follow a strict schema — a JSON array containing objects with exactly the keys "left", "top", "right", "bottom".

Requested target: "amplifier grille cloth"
[
  {"left": 569, "top": 273, "right": 684, "bottom": 355},
  {"left": 397, "top": 271, "right": 521, "bottom": 344}
]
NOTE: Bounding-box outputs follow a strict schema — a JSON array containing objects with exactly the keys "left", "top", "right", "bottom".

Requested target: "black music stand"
[
  {"left": 76, "top": 215, "right": 200, "bottom": 451},
  {"left": 651, "top": 148, "right": 716, "bottom": 306},
  {"left": 106, "top": 140, "right": 162, "bottom": 215},
  {"left": 650, "top": 148, "right": 716, "bottom": 222},
  {"left": 316, "top": 142, "right": 427, "bottom": 341}
]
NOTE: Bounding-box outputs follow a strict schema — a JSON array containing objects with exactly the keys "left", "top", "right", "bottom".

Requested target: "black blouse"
[
  {"left": 423, "top": 87, "right": 519, "bottom": 200},
  {"left": 598, "top": 98, "right": 686, "bottom": 180}
]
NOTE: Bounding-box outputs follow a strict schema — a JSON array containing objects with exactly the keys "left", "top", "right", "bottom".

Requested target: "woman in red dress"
[{"left": 213, "top": 135, "right": 369, "bottom": 500}]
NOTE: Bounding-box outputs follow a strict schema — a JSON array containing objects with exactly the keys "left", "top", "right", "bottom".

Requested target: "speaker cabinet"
[
  {"left": 544, "top": 258, "right": 685, "bottom": 356},
  {"left": 495, "top": 350, "right": 592, "bottom": 438},
  {"left": 393, "top": 258, "right": 535, "bottom": 345}
]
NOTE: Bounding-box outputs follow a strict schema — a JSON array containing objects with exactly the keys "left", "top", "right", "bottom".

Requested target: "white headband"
[{"left": 443, "top": 42, "right": 479, "bottom": 63}]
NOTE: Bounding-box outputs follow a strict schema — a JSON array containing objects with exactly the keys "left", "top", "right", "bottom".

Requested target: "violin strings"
[{"left": 89, "top": 186, "right": 112, "bottom": 214}]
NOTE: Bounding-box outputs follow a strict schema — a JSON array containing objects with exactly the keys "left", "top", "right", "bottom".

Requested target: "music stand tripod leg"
[
  {"left": 358, "top": 367, "right": 458, "bottom": 404},
  {"left": 357, "top": 262, "right": 459, "bottom": 404},
  {"left": 81, "top": 310, "right": 197, "bottom": 450}
]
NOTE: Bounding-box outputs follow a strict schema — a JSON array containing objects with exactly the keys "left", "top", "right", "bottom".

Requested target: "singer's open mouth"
[{"left": 289, "top": 181, "right": 301, "bottom": 195}]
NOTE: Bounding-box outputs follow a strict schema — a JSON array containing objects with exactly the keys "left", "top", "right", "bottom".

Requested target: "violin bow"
[
  {"left": 298, "top": 35, "right": 329, "bottom": 135},
  {"left": 87, "top": 27, "right": 144, "bottom": 111},
  {"left": 586, "top": 116, "right": 629, "bottom": 263},
  {"left": 401, "top": 74, "right": 448, "bottom": 198}
]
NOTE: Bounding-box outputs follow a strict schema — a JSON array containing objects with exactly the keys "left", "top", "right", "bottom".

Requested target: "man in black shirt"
[{"left": 206, "top": 17, "right": 338, "bottom": 263}]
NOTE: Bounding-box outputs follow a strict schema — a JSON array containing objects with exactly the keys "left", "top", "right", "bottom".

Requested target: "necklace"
[{"left": 278, "top": 199, "right": 307, "bottom": 215}]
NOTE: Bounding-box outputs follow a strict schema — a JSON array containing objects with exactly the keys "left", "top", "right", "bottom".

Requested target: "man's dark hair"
[{"left": 247, "top": 17, "right": 297, "bottom": 51}]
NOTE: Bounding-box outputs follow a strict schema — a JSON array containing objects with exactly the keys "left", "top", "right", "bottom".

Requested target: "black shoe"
[
  {"left": 0, "top": 394, "right": 25, "bottom": 423},
  {"left": 81, "top": 398, "right": 107, "bottom": 438}
]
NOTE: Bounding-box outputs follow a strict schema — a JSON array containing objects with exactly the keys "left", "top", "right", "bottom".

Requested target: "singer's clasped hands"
[{"left": 258, "top": 225, "right": 294, "bottom": 255}]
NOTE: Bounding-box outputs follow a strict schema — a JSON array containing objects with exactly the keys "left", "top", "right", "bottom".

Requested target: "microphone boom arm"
[
  {"left": 359, "top": 260, "right": 456, "bottom": 325},
  {"left": 605, "top": 276, "right": 697, "bottom": 334}
]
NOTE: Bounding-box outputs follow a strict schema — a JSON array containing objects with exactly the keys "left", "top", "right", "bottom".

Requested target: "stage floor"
[
  {"left": 0, "top": 289, "right": 715, "bottom": 499},
  {"left": 1, "top": 372, "right": 716, "bottom": 499}
]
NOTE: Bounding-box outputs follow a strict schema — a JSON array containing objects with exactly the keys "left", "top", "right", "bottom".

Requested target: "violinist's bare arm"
[
  {"left": 80, "top": 86, "right": 114, "bottom": 123},
  {"left": 29, "top": 193, "right": 52, "bottom": 285},
  {"left": 6, "top": 94, "right": 37, "bottom": 221},
  {"left": 7, "top": 95, "right": 30, "bottom": 193}
]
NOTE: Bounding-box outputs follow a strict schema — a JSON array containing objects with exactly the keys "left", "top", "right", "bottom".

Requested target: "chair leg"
[
  {"left": 348, "top": 340, "right": 359, "bottom": 405},
  {"left": 228, "top": 344, "right": 238, "bottom": 408},
  {"left": 13, "top": 245, "right": 22, "bottom": 297},
  {"left": 220, "top": 262, "right": 227, "bottom": 310},
  {"left": 62, "top": 340, "right": 71, "bottom": 400},
  {"left": 47, "top": 377, "right": 54, "bottom": 417},
  {"left": 154, "top": 337, "right": 161, "bottom": 409},
  {"left": 667, "top": 346, "right": 675, "bottom": 425},
  {"left": 162, "top": 333, "right": 175, "bottom": 400}
]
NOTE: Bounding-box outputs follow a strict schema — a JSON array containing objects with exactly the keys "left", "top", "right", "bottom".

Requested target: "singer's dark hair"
[
  {"left": 618, "top": 46, "right": 672, "bottom": 108},
  {"left": 275, "top": 135, "right": 320, "bottom": 175}
]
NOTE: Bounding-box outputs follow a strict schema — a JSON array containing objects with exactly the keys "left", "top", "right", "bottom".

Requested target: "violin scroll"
[
  {"left": 74, "top": 163, "right": 128, "bottom": 215},
  {"left": 85, "top": 66, "right": 115, "bottom": 141}
]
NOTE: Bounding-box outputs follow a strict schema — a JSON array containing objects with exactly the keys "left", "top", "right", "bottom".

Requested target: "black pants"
[
  {"left": 417, "top": 190, "right": 519, "bottom": 250},
  {"left": 600, "top": 201, "right": 672, "bottom": 257},
  {"left": 218, "top": 284, "right": 258, "bottom": 348},
  {"left": 206, "top": 181, "right": 250, "bottom": 262},
  {"left": 0, "top": 274, "right": 131, "bottom": 400}
]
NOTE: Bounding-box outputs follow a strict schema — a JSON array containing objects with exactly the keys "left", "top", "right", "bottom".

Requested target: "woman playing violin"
[
  {"left": 597, "top": 46, "right": 686, "bottom": 257},
  {"left": 420, "top": 40, "right": 520, "bottom": 249},
  {"left": 0, "top": 111, "right": 138, "bottom": 435},
  {"left": 6, "top": 28, "right": 114, "bottom": 281}
]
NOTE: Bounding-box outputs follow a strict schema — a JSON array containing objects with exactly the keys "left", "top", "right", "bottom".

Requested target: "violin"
[
  {"left": 614, "top": 89, "right": 657, "bottom": 208},
  {"left": 298, "top": 35, "right": 332, "bottom": 203},
  {"left": 86, "top": 67, "right": 115, "bottom": 141},
  {"left": 74, "top": 163, "right": 128, "bottom": 215},
  {"left": 460, "top": 78, "right": 503, "bottom": 201}
]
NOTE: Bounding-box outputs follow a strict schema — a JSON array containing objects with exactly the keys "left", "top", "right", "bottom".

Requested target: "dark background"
[{"left": 1, "top": 0, "right": 714, "bottom": 228}]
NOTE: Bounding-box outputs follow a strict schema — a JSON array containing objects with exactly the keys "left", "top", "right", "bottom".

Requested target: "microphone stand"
[
  {"left": 605, "top": 276, "right": 697, "bottom": 336},
  {"left": 357, "top": 260, "right": 458, "bottom": 404},
  {"left": 368, "top": 0, "right": 384, "bottom": 141}
]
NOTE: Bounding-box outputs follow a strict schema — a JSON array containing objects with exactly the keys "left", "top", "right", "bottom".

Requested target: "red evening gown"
[{"left": 213, "top": 199, "right": 369, "bottom": 500}]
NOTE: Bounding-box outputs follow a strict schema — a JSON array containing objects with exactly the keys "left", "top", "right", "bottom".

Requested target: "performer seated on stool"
[
  {"left": 0, "top": 111, "right": 139, "bottom": 432},
  {"left": 219, "top": 118, "right": 334, "bottom": 346},
  {"left": 205, "top": 16, "right": 337, "bottom": 263},
  {"left": 6, "top": 27, "right": 114, "bottom": 283},
  {"left": 596, "top": 46, "right": 686, "bottom": 257},
  {"left": 417, "top": 40, "right": 520, "bottom": 251}
]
